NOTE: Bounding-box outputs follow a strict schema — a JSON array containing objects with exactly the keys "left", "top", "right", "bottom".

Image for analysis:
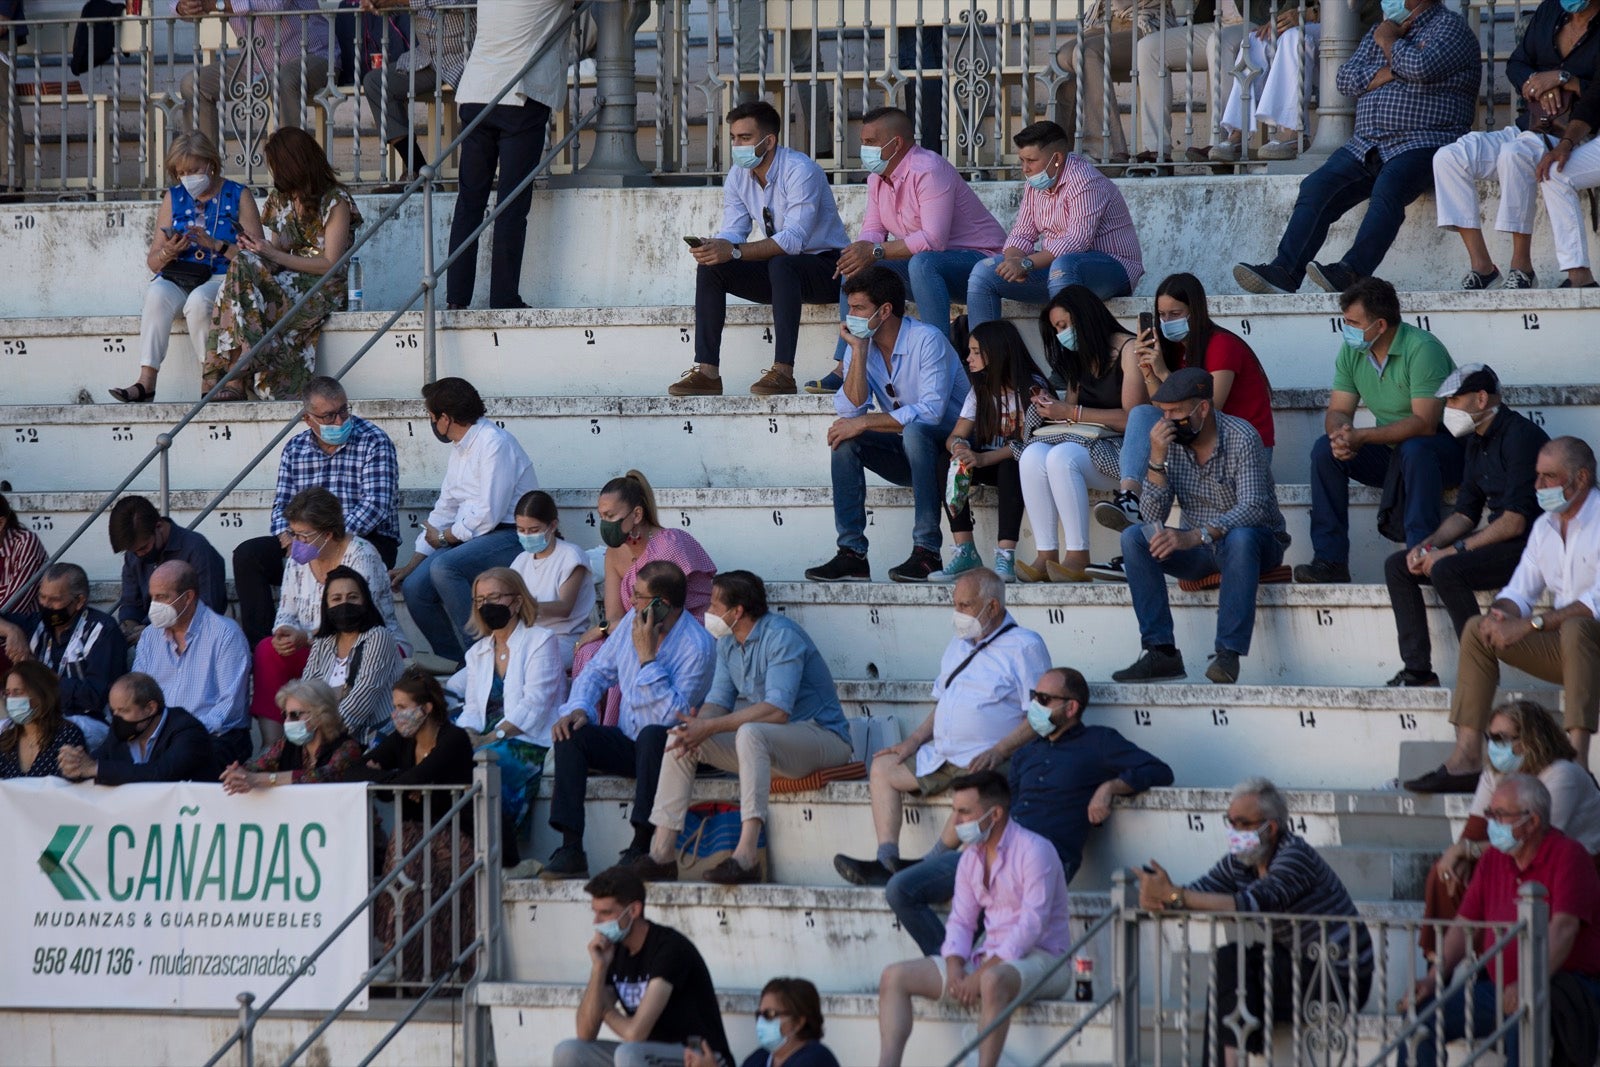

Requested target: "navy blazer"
[{"left": 95, "top": 706, "right": 221, "bottom": 785}]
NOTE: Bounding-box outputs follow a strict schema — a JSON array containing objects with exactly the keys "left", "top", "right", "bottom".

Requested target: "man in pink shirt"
[
  {"left": 966, "top": 120, "right": 1144, "bottom": 328},
  {"left": 811, "top": 106, "right": 1006, "bottom": 394},
  {"left": 876, "top": 770, "right": 1073, "bottom": 1067}
]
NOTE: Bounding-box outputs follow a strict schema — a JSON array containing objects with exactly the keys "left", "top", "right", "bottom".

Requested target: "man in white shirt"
[
  {"left": 389, "top": 377, "right": 538, "bottom": 664},
  {"left": 806, "top": 265, "right": 969, "bottom": 583},
  {"left": 1420, "top": 437, "right": 1600, "bottom": 790},
  {"left": 670, "top": 100, "right": 849, "bottom": 399},
  {"left": 834, "top": 569, "right": 1051, "bottom": 885},
  {"left": 444, "top": 0, "right": 570, "bottom": 310}
]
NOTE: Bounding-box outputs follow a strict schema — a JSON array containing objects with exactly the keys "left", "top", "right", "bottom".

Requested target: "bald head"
[{"left": 148, "top": 561, "right": 199, "bottom": 628}]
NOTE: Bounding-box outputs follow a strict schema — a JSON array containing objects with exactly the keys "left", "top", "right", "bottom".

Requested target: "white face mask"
[
  {"left": 180, "top": 172, "right": 212, "bottom": 198},
  {"left": 951, "top": 605, "right": 988, "bottom": 641},
  {"left": 148, "top": 598, "right": 182, "bottom": 631},
  {"left": 955, "top": 808, "right": 997, "bottom": 846},
  {"left": 703, "top": 611, "right": 733, "bottom": 640},
  {"left": 1442, "top": 404, "right": 1491, "bottom": 438}
]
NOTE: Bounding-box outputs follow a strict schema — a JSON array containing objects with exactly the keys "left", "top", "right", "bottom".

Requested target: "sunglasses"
[
  {"left": 1486, "top": 732, "right": 1520, "bottom": 745},
  {"left": 1029, "top": 690, "right": 1069, "bottom": 706}
]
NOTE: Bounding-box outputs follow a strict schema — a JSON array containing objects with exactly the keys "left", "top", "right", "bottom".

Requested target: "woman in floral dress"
[{"left": 203, "top": 125, "right": 361, "bottom": 401}]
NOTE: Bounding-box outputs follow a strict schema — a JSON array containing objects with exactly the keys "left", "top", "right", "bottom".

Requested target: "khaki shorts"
[
  {"left": 930, "top": 950, "right": 1074, "bottom": 1004},
  {"left": 910, "top": 757, "right": 1010, "bottom": 797}
]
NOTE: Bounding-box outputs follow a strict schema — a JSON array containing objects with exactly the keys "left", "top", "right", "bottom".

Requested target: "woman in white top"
[
  {"left": 448, "top": 567, "right": 567, "bottom": 876},
  {"left": 510, "top": 489, "right": 594, "bottom": 670},
  {"left": 303, "top": 567, "right": 403, "bottom": 746},
  {"left": 1420, "top": 698, "right": 1600, "bottom": 960}
]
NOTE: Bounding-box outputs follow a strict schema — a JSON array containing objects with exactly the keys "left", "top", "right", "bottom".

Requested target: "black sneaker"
[
  {"left": 1387, "top": 668, "right": 1440, "bottom": 687},
  {"left": 617, "top": 844, "right": 649, "bottom": 867},
  {"left": 539, "top": 844, "right": 589, "bottom": 880},
  {"left": 888, "top": 546, "right": 942, "bottom": 583},
  {"left": 834, "top": 853, "right": 893, "bottom": 887},
  {"left": 1112, "top": 648, "right": 1186, "bottom": 682},
  {"left": 1093, "top": 490, "right": 1142, "bottom": 533},
  {"left": 805, "top": 547, "right": 870, "bottom": 583},
  {"left": 1085, "top": 557, "right": 1128, "bottom": 582},
  {"left": 1403, "top": 764, "right": 1481, "bottom": 794},
  {"left": 1234, "top": 262, "right": 1297, "bottom": 295},
  {"left": 1293, "top": 558, "right": 1352, "bottom": 584},
  {"left": 1307, "top": 261, "right": 1357, "bottom": 294},
  {"left": 1205, "top": 650, "right": 1241, "bottom": 684}
]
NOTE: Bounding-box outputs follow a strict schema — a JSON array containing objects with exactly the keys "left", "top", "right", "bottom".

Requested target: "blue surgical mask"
[
  {"left": 518, "top": 531, "right": 550, "bottom": 555},
  {"left": 1538, "top": 485, "right": 1573, "bottom": 513},
  {"left": 6, "top": 696, "right": 34, "bottom": 726},
  {"left": 317, "top": 419, "right": 354, "bottom": 447},
  {"left": 731, "top": 136, "right": 769, "bottom": 170},
  {"left": 1026, "top": 699, "right": 1057, "bottom": 737},
  {"left": 954, "top": 808, "right": 996, "bottom": 846},
  {"left": 860, "top": 138, "right": 898, "bottom": 176},
  {"left": 755, "top": 1016, "right": 786, "bottom": 1053},
  {"left": 594, "top": 910, "right": 632, "bottom": 944},
  {"left": 284, "top": 719, "right": 312, "bottom": 746},
  {"left": 846, "top": 308, "right": 881, "bottom": 339},
  {"left": 1487, "top": 739, "right": 1523, "bottom": 774},
  {"left": 1563, "top": 0, "right": 1589, "bottom": 13},
  {"left": 1341, "top": 321, "right": 1375, "bottom": 353},
  {"left": 1487, "top": 818, "right": 1521, "bottom": 854},
  {"left": 1025, "top": 156, "right": 1059, "bottom": 190},
  {"left": 1381, "top": 0, "right": 1409, "bottom": 21},
  {"left": 1159, "top": 316, "right": 1190, "bottom": 342},
  {"left": 1056, "top": 326, "right": 1078, "bottom": 350}
]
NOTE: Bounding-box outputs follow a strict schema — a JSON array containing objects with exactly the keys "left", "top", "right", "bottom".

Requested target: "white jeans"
[
  {"left": 1135, "top": 23, "right": 1244, "bottom": 155},
  {"left": 1221, "top": 23, "right": 1321, "bottom": 133},
  {"left": 1538, "top": 135, "right": 1600, "bottom": 270},
  {"left": 139, "top": 275, "right": 224, "bottom": 370},
  {"left": 1433, "top": 126, "right": 1548, "bottom": 239},
  {"left": 1019, "top": 441, "right": 1118, "bottom": 553}
]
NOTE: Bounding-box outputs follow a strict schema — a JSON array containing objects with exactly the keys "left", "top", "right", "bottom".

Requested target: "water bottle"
[
  {"left": 347, "top": 256, "right": 364, "bottom": 311},
  {"left": 1073, "top": 956, "right": 1093, "bottom": 1002}
]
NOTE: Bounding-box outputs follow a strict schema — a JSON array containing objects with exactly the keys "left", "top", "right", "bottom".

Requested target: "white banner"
[{"left": 0, "top": 778, "right": 370, "bottom": 1010}]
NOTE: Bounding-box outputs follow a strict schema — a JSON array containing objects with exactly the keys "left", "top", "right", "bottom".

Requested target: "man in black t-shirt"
[{"left": 553, "top": 866, "right": 733, "bottom": 1067}]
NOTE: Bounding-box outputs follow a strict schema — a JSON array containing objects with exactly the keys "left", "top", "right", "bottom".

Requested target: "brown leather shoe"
[
  {"left": 667, "top": 368, "right": 724, "bottom": 397},
  {"left": 629, "top": 855, "right": 680, "bottom": 881},
  {"left": 749, "top": 365, "right": 797, "bottom": 396}
]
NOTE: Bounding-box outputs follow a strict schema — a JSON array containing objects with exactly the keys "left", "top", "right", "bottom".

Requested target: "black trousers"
[
  {"left": 548, "top": 723, "right": 671, "bottom": 845},
  {"left": 1209, "top": 943, "right": 1373, "bottom": 1060},
  {"left": 1383, "top": 537, "right": 1526, "bottom": 674},
  {"left": 233, "top": 532, "right": 399, "bottom": 648},
  {"left": 446, "top": 98, "right": 552, "bottom": 309},
  {"left": 693, "top": 250, "right": 840, "bottom": 368},
  {"left": 946, "top": 454, "right": 1023, "bottom": 543},
  {"left": 211, "top": 727, "right": 253, "bottom": 770}
]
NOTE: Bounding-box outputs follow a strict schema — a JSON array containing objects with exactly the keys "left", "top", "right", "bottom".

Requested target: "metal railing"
[
  {"left": 205, "top": 754, "right": 503, "bottom": 1067},
  {"left": 944, "top": 874, "right": 1551, "bottom": 1067}
]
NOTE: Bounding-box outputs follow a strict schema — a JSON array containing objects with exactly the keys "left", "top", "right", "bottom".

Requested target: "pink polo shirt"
[{"left": 858, "top": 145, "right": 1006, "bottom": 256}]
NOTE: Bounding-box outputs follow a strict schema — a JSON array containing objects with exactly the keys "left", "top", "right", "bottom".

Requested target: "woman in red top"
[{"left": 1093, "top": 272, "right": 1277, "bottom": 535}]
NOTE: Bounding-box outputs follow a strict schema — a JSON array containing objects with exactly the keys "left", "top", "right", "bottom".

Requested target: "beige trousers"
[{"left": 1451, "top": 615, "right": 1600, "bottom": 733}]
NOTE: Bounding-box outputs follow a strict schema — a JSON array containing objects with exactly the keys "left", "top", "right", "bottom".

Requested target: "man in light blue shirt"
[
  {"left": 131, "top": 561, "right": 252, "bottom": 768},
  {"left": 635, "top": 571, "right": 854, "bottom": 886},
  {"left": 671, "top": 100, "right": 849, "bottom": 399},
  {"left": 543, "top": 561, "right": 717, "bottom": 879},
  {"left": 807, "top": 265, "right": 970, "bottom": 584}
]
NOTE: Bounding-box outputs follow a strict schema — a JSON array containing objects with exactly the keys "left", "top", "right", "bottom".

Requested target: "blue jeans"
[
  {"left": 1120, "top": 522, "right": 1286, "bottom": 655},
  {"left": 831, "top": 416, "right": 958, "bottom": 555},
  {"left": 1271, "top": 144, "right": 1437, "bottom": 287},
  {"left": 400, "top": 527, "right": 522, "bottom": 662},
  {"left": 965, "top": 250, "right": 1132, "bottom": 328},
  {"left": 1119, "top": 406, "right": 1272, "bottom": 482},
  {"left": 1308, "top": 431, "right": 1464, "bottom": 565},
  {"left": 832, "top": 250, "right": 987, "bottom": 361},
  {"left": 886, "top": 849, "right": 1081, "bottom": 957}
]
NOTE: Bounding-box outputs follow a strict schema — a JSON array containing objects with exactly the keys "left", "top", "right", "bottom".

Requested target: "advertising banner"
[{"left": 0, "top": 778, "right": 370, "bottom": 1010}]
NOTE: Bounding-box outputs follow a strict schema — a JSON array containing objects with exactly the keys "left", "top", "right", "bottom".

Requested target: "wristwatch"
[
  {"left": 268, "top": 772, "right": 278, "bottom": 785},
  {"left": 494, "top": 727, "right": 507, "bottom": 741},
  {"left": 1147, "top": 460, "right": 1167, "bottom": 473},
  {"left": 872, "top": 243, "right": 886, "bottom": 261},
  {"left": 1020, "top": 257, "right": 1036, "bottom": 272},
  {"left": 1532, "top": 614, "right": 1547, "bottom": 632},
  {"left": 730, "top": 243, "right": 743, "bottom": 260},
  {"left": 1198, "top": 526, "right": 1215, "bottom": 546},
  {"left": 1166, "top": 889, "right": 1186, "bottom": 910},
  {"left": 1560, "top": 70, "right": 1574, "bottom": 86},
  {"left": 1453, "top": 539, "right": 1469, "bottom": 554}
]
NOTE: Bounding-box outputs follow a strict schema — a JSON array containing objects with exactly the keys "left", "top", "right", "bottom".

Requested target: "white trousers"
[
  {"left": 1019, "top": 441, "right": 1118, "bottom": 553},
  {"left": 1538, "top": 135, "right": 1600, "bottom": 270},
  {"left": 1135, "top": 23, "right": 1244, "bottom": 155},
  {"left": 1433, "top": 126, "right": 1550, "bottom": 242},
  {"left": 139, "top": 275, "right": 224, "bottom": 370},
  {"left": 1221, "top": 23, "right": 1322, "bottom": 133}
]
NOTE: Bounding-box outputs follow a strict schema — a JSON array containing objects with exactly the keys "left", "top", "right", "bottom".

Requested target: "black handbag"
[{"left": 158, "top": 258, "right": 217, "bottom": 294}]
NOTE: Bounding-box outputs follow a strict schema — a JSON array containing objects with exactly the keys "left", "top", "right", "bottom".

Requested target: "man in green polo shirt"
[{"left": 1295, "top": 276, "right": 1465, "bottom": 584}]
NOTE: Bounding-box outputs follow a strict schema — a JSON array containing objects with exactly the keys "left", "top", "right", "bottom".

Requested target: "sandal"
[
  {"left": 109, "top": 382, "right": 156, "bottom": 403},
  {"left": 203, "top": 375, "right": 246, "bottom": 402}
]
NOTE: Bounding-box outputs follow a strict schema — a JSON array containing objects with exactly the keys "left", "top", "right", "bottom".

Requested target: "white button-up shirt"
[
  {"left": 454, "top": 0, "right": 571, "bottom": 109},
  {"left": 417, "top": 420, "right": 539, "bottom": 556},
  {"left": 714, "top": 145, "right": 849, "bottom": 255},
  {"left": 1499, "top": 490, "right": 1600, "bottom": 619},
  {"left": 916, "top": 614, "right": 1053, "bottom": 777},
  {"left": 835, "top": 315, "right": 970, "bottom": 429}
]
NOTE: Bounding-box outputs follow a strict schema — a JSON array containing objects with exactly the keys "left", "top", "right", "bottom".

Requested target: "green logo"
[{"left": 39, "top": 825, "right": 99, "bottom": 901}]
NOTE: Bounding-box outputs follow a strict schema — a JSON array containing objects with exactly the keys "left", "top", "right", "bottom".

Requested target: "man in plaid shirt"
[
  {"left": 1112, "top": 368, "right": 1288, "bottom": 685},
  {"left": 1235, "top": 0, "right": 1479, "bottom": 295}
]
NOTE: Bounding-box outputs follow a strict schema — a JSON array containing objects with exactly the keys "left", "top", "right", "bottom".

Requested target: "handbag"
[
  {"left": 1530, "top": 87, "right": 1578, "bottom": 136},
  {"left": 675, "top": 802, "right": 767, "bottom": 881},
  {"left": 159, "top": 258, "right": 217, "bottom": 294}
]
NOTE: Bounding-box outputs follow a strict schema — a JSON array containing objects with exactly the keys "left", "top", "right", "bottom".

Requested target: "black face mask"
[
  {"left": 1171, "top": 408, "right": 1205, "bottom": 447},
  {"left": 430, "top": 414, "right": 451, "bottom": 444},
  {"left": 40, "top": 604, "right": 79, "bottom": 630},
  {"left": 112, "top": 708, "right": 160, "bottom": 741},
  {"left": 478, "top": 603, "right": 514, "bottom": 631},
  {"left": 326, "top": 603, "right": 366, "bottom": 633}
]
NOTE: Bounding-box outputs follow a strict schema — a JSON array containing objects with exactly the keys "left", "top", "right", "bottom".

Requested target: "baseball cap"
[{"left": 1435, "top": 363, "right": 1499, "bottom": 399}]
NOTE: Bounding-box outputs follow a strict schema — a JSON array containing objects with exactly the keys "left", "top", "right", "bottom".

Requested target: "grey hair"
[
  {"left": 301, "top": 375, "right": 348, "bottom": 407},
  {"left": 956, "top": 566, "right": 1007, "bottom": 608},
  {"left": 1231, "top": 777, "right": 1289, "bottom": 827},
  {"left": 41, "top": 561, "right": 90, "bottom": 600},
  {"left": 1496, "top": 773, "right": 1553, "bottom": 828},
  {"left": 274, "top": 677, "right": 343, "bottom": 734}
]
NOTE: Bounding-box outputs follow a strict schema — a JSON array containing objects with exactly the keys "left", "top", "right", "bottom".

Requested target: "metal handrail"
[{"left": 0, "top": 0, "right": 596, "bottom": 617}]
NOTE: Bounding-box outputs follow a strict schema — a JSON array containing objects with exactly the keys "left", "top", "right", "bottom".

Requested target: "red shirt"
[
  {"left": 1457, "top": 828, "right": 1600, "bottom": 985},
  {"left": 1187, "top": 330, "right": 1275, "bottom": 448}
]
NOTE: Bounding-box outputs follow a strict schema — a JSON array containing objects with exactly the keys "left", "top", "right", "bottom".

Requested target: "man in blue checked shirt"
[
  {"left": 233, "top": 376, "right": 399, "bottom": 647},
  {"left": 807, "top": 265, "right": 970, "bottom": 584},
  {"left": 1235, "top": 0, "right": 1479, "bottom": 296}
]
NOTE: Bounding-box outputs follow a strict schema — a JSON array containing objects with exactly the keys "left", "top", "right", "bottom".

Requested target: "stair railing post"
[
  {"left": 1112, "top": 869, "right": 1141, "bottom": 1067},
  {"left": 1517, "top": 883, "right": 1550, "bottom": 1066},
  {"left": 422, "top": 163, "right": 438, "bottom": 385}
]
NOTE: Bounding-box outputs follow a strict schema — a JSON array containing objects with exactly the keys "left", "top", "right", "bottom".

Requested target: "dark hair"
[
  {"left": 600, "top": 470, "right": 660, "bottom": 529},
  {"left": 421, "top": 376, "right": 487, "bottom": 425},
  {"left": 1154, "top": 272, "right": 1229, "bottom": 373},
  {"left": 583, "top": 865, "right": 647, "bottom": 908},
  {"left": 1014, "top": 120, "right": 1069, "bottom": 153},
  {"left": 726, "top": 100, "right": 782, "bottom": 139},
  {"left": 637, "top": 560, "right": 688, "bottom": 610},
  {"left": 950, "top": 769, "right": 1011, "bottom": 809},
  {"left": 315, "top": 565, "right": 385, "bottom": 639},
  {"left": 1044, "top": 666, "right": 1090, "bottom": 710},
  {"left": 712, "top": 570, "right": 769, "bottom": 620},
  {"left": 40, "top": 561, "right": 90, "bottom": 602},
  {"left": 761, "top": 976, "right": 825, "bottom": 1042},
  {"left": 392, "top": 664, "right": 448, "bottom": 722},
  {"left": 284, "top": 486, "right": 346, "bottom": 539},
  {"left": 1038, "top": 285, "right": 1131, "bottom": 389},
  {"left": 109, "top": 495, "right": 162, "bottom": 554},
  {"left": 0, "top": 491, "right": 14, "bottom": 534},
  {"left": 861, "top": 105, "right": 913, "bottom": 139},
  {"left": 966, "top": 320, "right": 1042, "bottom": 445},
  {"left": 841, "top": 265, "right": 907, "bottom": 319},
  {"left": 1338, "top": 275, "right": 1400, "bottom": 329},
  {"left": 263, "top": 125, "right": 339, "bottom": 205},
  {"left": 515, "top": 490, "right": 562, "bottom": 539},
  {"left": 1, "top": 661, "right": 63, "bottom": 753},
  {"left": 115, "top": 671, "right": 166, "bottom": 713}
]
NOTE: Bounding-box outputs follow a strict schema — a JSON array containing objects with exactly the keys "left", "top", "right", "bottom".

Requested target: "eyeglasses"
[
  {"left": 305, "top": 405, "right": 351, "bottom": 426},
  {"left": 762, "top": 206, "right": 776, "bottom": 237},
  {"left": 1486, "top": 732, "right": 1520, "bottom": 745},
  {"left": 1029, "top": 690, "right": 1069, "bottom": 706},
  {"left": 1224, "top": 815, "right": 1265, "bottom": 831},
  {"left": 755, "top": 1010, "right": 791, "bottom": 1021},
  {"left": 284, "top": 709, "right": 310, "bottom": 721},
  {"left": 472, "top": 592, "right": 517, "bottom": 607},
  {"left": 289, "top": 529, "right": 330, "bottom": 544},
  {"left": 1484, "top": 809, "right": 1530, "bottom": 823}
]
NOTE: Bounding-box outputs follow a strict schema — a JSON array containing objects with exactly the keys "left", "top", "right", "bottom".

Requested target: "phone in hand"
[
  {"left": 683, "top": 235, "right": 705, "bottom": 248},
  {"left": 1138, "top": 311, "right": 1155, "bottom": 335},
  {"left": 642, "top": 597, "right": 665, "bottom": 626}
]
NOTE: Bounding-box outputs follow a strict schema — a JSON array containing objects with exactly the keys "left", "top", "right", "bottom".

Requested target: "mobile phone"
[
  {"left": 684, "top": 1036, "right": 704, "bottom": 1051},
  {"left": 1138, "top": 312, "right": 1155, "bottom": 335},
  {"left": 683, "top": 235, "right": 705, "bottom": 248},
  {"left": 643, "top": 597, "right": 664, "bottom": 625}
]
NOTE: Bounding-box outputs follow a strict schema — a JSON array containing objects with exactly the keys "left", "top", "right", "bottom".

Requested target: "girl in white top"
[
  {"left": 509, "top": 489, "right": 594, "bottom": 669},
  {"left": 273, "top": 488, "right": 411, "bottom": 655}
]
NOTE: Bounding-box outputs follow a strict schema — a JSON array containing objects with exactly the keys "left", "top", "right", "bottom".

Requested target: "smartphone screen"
[
  {"left": 1138, "top": 312, "right": 1154, "bottom": 335},
  {"left": 683, "top": 235, "right": 704, "bottom": 248}
]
